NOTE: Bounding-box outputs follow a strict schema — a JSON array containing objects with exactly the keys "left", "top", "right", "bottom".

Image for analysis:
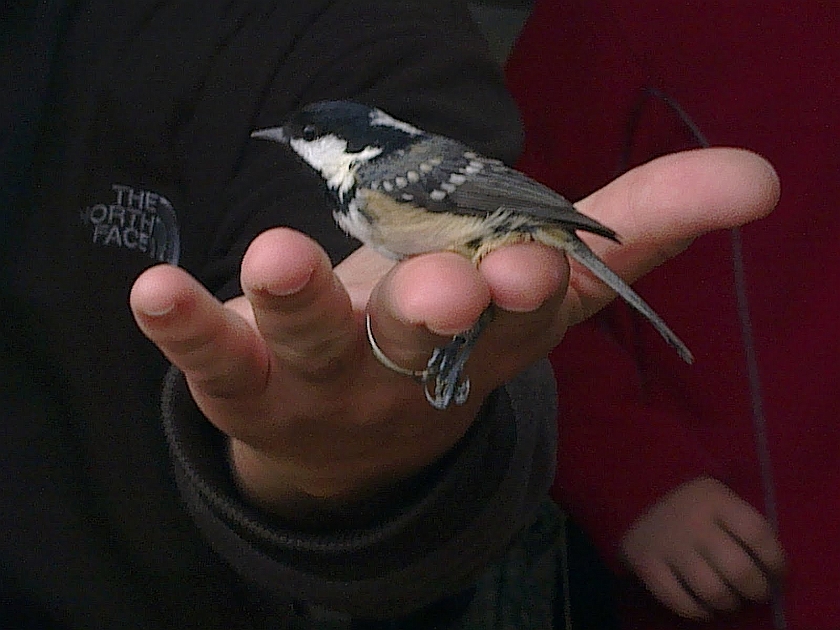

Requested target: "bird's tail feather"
[{"left": 546, "top": 231, "right": 694, "bottom": 364}]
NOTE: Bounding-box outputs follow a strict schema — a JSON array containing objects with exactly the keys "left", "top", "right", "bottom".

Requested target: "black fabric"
[
  {"left": 0, "top": 1, "right": 556, "bottom": 627},
  {"left": 560, "top": 519, "right": 620, "bottom": 630},
  {"left": 0, "top": 0, "right": 68, "bottom": 257},
  {"left": 162, "top": 366, "right": 522, "bottom": 618}
]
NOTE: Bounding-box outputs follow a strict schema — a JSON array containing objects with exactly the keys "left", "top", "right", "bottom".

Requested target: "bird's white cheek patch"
[
  {"left": 289, "top": 134, "right": 348, "bottom": 174},
  {"left": 289, "top": 135, "right": 382, "bottom": 198}
]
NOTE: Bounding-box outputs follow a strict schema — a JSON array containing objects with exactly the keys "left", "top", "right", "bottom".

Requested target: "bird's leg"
[{"left": 422, "top": 307, "right": 494, "bottom": 410}]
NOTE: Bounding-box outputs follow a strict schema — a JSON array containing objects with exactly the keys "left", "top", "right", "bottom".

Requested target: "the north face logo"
[{"left": 81, "top": 184, "right": 180, "bottom": 265}]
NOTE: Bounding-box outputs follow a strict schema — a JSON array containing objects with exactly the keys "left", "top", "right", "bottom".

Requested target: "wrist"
[{"left": 228, "top": 437, "right": 444, "bottom": 529}]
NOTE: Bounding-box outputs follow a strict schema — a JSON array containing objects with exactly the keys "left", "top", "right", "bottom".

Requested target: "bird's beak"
[{"left": 250, "top": 127, "right": 288, "bottom": 144}]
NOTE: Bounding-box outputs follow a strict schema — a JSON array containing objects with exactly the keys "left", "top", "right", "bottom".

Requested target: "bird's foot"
[{"left": 422, "top": 309, "right": 493, "bottom": 410}]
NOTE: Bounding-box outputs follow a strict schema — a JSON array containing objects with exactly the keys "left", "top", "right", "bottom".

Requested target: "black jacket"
[{"left": 1, "top": 1, "right": 557, "bottom": 627}]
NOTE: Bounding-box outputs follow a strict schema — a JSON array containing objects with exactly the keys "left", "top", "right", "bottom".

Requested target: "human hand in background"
[{"left": 620, "top": 476, "right": 787, "bottom": 620}]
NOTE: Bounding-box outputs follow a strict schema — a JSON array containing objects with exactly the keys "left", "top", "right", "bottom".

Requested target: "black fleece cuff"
[{"left": 159, "top": 362, "right": 554, "bottom": 619}]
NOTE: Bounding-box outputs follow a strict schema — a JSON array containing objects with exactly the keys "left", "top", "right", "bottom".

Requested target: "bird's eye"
[{"left": 302, "top": 125, "right": 317, "bottom": 141}]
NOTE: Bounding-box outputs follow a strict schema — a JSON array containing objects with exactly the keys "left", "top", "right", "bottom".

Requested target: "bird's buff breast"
[{"left": 335, "top": 189, "right": 536, "bottom": 261}]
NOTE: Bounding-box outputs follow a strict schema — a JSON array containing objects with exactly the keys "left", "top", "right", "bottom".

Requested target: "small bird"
[{"left": 252, "top": 101, "right": 692, "bottom": 409}]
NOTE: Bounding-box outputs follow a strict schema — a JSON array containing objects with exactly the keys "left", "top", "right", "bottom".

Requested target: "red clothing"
[{"left": 506, "top": 2, "right": 840, "bottom": 629}]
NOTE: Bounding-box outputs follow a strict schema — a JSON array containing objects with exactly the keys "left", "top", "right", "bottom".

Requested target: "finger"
[
  {"left": 632, "top": 557, "right": 711, "bottom": 621},
  {"left": 472, "top": 242, "right": 571, "bottom": 381},
  {"left": 130, "top": 264, "right": 269, "bottom": 401},
  {"left": 478, "top": 241, "right": 569, "bottom": 314},
  {"left": 700, "top": 526, "right": 773, "bottom": 603},
  {"left": 366, "top": 251, "right": 491, "bottom": 378},
  {"left": 576, "top": 148, "right": 779, "bottom": 282},
  {"left": 239, "top": 227, "right": 356, "bottom": 381},
  {"left": 716, "top": 502, "right": 787, "bottom": 591},
  {"left": 676, "top": 548, "right": 743, "bottom": 614}
]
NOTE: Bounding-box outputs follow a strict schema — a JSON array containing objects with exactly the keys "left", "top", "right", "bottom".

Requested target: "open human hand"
[
  {"left": 129, "top": 148, "right": 778, "bottom": 517},
  {"left": 621, "top": 476, "right": 787, "bottom": 620}
]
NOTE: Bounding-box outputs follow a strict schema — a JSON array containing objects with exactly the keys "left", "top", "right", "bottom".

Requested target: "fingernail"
[
  {"left": 426, "top": 322, "right": 470, "bottom": 336},
  {"left": 264, "top": 268, "right": 313, "bottom": 296},
  {"left": 139, "top": 297, "right": 175, "bottom": 317}
]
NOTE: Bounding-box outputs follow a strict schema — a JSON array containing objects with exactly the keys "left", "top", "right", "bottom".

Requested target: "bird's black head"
[
  {"left": 256, "top": 100, "right": 423, "bottom": 153},
  {"left": 250, "top": 100, "right": 425, "bottom": 196}
]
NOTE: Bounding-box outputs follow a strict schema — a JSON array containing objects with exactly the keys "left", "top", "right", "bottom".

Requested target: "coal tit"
[{"left": 252, "top": 101, "right": 693, "bottom": 409}]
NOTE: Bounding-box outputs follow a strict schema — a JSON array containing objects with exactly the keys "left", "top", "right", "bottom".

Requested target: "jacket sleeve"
[
  {"left": 161, "top": 0, "right": 555, "bottom": 619},
  {"left": 163, "top": 361, "right": 556, "bottom": 619}
]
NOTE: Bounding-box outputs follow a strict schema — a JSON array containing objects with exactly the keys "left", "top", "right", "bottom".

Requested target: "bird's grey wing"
[
  {"left": 447, "top": 163, "right": 619, "bottom": 241},
  {"left": 358, "top": 136, "right": 619, "bottom": 242}
]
